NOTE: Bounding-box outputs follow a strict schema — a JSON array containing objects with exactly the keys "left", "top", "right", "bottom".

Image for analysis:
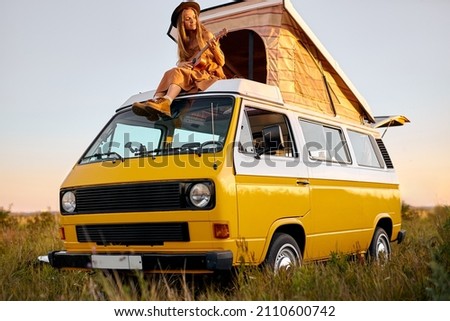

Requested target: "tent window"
[{"left": 220, "top": 29, "right": 267, "bottom": 83}]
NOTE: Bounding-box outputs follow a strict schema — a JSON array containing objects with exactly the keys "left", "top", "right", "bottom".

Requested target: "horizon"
[{"left": 1, "top": 0, "right": 449, "bottom": 211}]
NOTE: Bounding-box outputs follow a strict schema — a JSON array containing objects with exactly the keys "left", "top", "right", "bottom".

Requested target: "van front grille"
[
  {"left": 70, "top": 182, "right": 182, "bottom": 214},
  {"left": 76, "top": 222, "right": 189, "bottom": 245}
]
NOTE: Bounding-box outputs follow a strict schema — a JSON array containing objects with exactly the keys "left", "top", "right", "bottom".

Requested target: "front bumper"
[{"left": 41, "top": 250, "right": 233, "bottom": 272}]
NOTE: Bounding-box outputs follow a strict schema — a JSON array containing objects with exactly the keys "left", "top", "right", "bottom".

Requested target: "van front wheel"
[
  {"left": 368, "top": 227, "right": 391, "bottom": 263},
  {"left": 266, "top": 233, "right": 301, "bottom": 273}
]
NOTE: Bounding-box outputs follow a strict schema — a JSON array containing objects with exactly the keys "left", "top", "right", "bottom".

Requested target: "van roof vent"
[{"left": 376, "top": 139, "right": 394, "bottom": 169}]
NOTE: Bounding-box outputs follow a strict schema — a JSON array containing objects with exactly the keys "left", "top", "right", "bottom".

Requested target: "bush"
[
  {"left": 0, "top": 206, "right": 15, "bottom": 228},
  {"left": 402, "top": 201, "right": 420, "bottom": 220},
  {"left": 426, "top": 206, "right": 450, "bottom": 300}
]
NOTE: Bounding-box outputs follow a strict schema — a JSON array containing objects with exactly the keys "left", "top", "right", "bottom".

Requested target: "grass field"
[{"left": 0, "top": 204, "right": 448, "bottom": 300}]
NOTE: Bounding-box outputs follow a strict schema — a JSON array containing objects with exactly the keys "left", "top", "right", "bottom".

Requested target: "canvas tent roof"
[{"left": 168, "top": 0, "right": 377, "bottom": 124}]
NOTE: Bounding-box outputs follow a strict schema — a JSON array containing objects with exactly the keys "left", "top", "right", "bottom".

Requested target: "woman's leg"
[
  {"left": 136, "top": 84, "right": 182, "bottom": 117},
  {"left": 165, "top": 84, "right": 182, "bottom": 100}
]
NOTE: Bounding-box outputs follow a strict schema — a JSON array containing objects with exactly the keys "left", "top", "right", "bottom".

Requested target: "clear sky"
[{"left": 1, "top": 0, "right": 449, "bottom": 212}]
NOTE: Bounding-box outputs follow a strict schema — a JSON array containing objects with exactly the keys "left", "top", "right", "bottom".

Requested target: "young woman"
[{"left": 133, "top": 1, "right": 226, "bottom": 119}]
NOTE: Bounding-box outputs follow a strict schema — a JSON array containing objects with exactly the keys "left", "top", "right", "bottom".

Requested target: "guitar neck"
[{"left": 191, "top": 28, "right": 227, "bottom": 65}]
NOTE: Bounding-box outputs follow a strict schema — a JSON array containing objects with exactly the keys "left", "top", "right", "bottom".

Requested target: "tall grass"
[{"left": 1, "top": 205, "right": 449, "bottom": 300}]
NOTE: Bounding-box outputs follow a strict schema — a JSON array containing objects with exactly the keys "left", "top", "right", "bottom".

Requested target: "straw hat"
[{"left": 171, "top": 1, "right": 201, "bottom": 27}]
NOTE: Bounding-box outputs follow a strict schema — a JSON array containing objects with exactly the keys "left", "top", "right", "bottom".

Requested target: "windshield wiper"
[
  {"left": 82, "top": 152, "right": 123, "bottom": 162},
  {"left": 135, "top": 148, "right": 163, "bottom": 158},
  {"left": 179, "top": 142, "right": 202, "bottom": 156}
]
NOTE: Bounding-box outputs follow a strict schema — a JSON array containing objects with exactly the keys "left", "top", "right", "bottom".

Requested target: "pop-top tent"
[{"left": 168, "top": 0, "right": 409, "bottom": 127}]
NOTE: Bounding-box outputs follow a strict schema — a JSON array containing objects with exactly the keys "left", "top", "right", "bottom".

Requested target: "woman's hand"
[
  {"left": 208, "top": 37, "right": 218, "bottom": 49},
  {"left": 207, "top": 35, "right": 225, "bottom": 66}
]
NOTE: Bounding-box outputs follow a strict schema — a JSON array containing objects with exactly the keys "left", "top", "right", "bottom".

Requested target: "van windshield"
[{"left": 80, "top": 96, "right": 234, "bottom": 164}]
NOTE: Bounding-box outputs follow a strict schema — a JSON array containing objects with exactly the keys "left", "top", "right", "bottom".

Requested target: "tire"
[
  {"left": 368, "top": 227, "right": 391, "bottom": 263},
  {"left": 265, "top": 233, "right": 302, "bottom": 273}
]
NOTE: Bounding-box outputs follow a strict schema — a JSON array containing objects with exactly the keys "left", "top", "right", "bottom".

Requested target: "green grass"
[{"left": 1, "top": 205, "right": 449, "bottom": 300}]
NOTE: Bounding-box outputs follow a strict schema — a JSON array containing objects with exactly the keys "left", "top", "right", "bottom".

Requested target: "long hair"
[{"left": 176, "top": 9, "right": 207, "bottom": 61}]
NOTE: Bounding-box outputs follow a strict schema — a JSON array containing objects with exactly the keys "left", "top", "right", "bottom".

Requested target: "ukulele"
[{"left": 191, "top": 28, "right": 228, "bottom": 70}]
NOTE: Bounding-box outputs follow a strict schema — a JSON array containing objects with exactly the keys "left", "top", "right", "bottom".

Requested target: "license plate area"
[{"left": 91, "top": 255, "right": 142, "bottom": 269}]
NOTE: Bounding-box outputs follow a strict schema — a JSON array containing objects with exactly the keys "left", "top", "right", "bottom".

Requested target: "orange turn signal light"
[
  {"left": 213, "top": 223, "right": 230, "bottom": 239},
  {"left": 59, "top": 227, "right": 66, "bottom": 240}
]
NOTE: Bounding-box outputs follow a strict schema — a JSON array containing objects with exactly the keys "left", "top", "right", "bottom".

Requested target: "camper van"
[{"left": 40, "top": 0, "right": 408, "bottom": 273}]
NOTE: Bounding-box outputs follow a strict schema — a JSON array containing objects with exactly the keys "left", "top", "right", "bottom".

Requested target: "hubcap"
[
  {"left": 274, "top": 244, "right": 299, "bottom": 273},
  {"left": 376, "top": 234, "right": 391, "bottom": 261}
]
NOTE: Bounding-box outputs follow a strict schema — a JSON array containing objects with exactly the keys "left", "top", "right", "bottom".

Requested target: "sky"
[{"left": 1, "top": 0, "right": 449, "bottom": 212}]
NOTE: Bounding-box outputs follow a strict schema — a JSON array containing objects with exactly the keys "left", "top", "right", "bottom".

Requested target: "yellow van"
[
  {"left": 41, "top": 78, "right": 406, "bottom": 273},
  {"left": 40, "top": 0, "right": 408, "bottom": 273}
]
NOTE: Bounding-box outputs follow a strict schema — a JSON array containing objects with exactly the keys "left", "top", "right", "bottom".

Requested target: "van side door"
[{"left": 233, "top": 103, "right": 310, "bottom": 263}]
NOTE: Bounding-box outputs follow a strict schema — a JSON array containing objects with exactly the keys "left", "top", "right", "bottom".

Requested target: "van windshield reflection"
[{"left": 80, "top": 97, "right": 234, "bottom": 164}]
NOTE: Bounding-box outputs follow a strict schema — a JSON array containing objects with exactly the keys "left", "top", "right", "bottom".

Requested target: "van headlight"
[
  {"left": 189, "top": 183, "right": 212, "bottom": 208},
  {"left": 61, "top": 191, "right": 76, "bottom": 213}
]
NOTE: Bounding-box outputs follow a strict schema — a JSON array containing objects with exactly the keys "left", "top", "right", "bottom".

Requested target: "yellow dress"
[{"left": 155, "top": 41, "right": 226, "bottom": 94}]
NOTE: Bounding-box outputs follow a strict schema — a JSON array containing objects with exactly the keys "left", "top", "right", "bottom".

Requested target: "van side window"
[
  {"left": 239, "top": 107, "right": 295, "bottom": 157},
  {"left": 348, "top": 130, "right": 382, "bottom": 168},
  {"left": 299, "top": 119, "right": 350, "bottom": 163}
]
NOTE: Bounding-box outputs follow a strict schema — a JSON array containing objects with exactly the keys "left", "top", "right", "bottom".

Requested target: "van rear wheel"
[
  {"left": 266, "top": 233, "right": 301, "bottom": 273},
  {"left": 368, "top": 227, "right": 391, "bottom": 263}
]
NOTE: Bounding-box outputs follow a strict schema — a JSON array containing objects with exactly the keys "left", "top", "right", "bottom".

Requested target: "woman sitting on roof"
[{"left": 132, "top": 1, "right": 226, "bottom": 119}]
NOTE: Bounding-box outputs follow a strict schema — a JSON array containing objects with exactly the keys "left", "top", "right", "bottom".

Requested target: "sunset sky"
[{"left": 1, "top": 0, "right": 449, "bottom": 212}]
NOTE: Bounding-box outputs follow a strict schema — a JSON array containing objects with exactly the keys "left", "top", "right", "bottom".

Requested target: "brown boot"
[
  {"left": 132, "top": 100, "right": 161, "bottom": 121},
  {"left": 144, "top": 97, "right": 172, "bottom": 117},
  {"left": 132, "top": 102, "right": 149, "bottom": 116}
]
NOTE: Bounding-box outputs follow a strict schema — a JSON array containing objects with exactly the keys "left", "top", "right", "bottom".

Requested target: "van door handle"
[{"left": 296, "top": 179, "right": 310, "bottom": 186}]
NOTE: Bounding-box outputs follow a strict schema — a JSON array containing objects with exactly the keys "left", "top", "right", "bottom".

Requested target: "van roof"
[{"left": 119, "top": 78, "right": 282, "bottom": 109}]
